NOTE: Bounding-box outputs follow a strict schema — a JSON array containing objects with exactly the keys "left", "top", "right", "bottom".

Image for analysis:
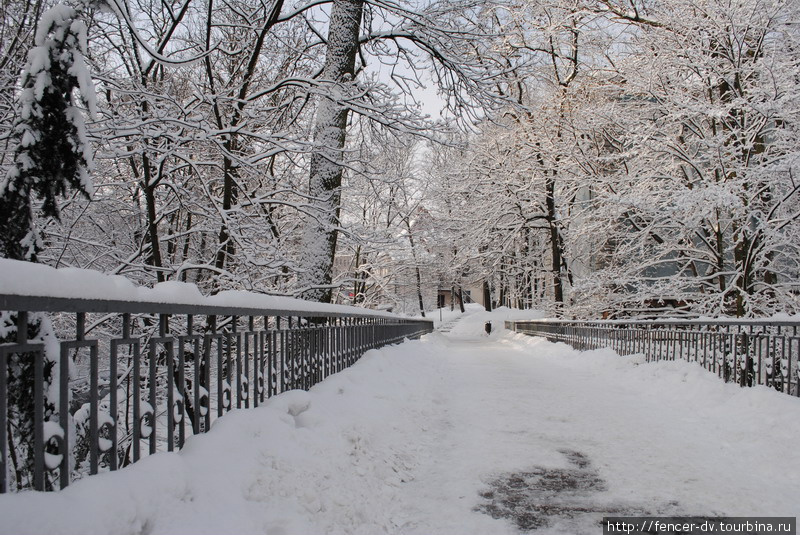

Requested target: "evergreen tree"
[
  {"left": 0, "top": 3, "right": 95, "bottom": 261},
  {"left": 0, "top": 2, "right": 95, "bottom": 490}
]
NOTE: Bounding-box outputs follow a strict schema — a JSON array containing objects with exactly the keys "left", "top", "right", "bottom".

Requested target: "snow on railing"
[
  {"left": 0, "top": 259, "right": 433, "bottom": 493},
  {"left": 506, "top": 319, "right": 800, "bottom": 397}
]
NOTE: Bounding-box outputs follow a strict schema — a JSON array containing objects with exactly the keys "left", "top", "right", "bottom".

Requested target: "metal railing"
[
  {"left": 506, "top": 319, "right": 800, "bottom": 397},
  {"left": 0, "top": 293, "right": 432, "bottom": 493}
]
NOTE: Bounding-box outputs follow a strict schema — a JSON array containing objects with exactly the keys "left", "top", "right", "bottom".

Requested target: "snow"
[
  {"left": 444, "top": 304, "right": 548, "bottom": 336},
  {"left": 428, "top": 304, "right": 545, "bottom": 331},
  {"left": 0, "top": 309, "right": 798, "bottom": 534},
  {"left": 0, "top": 258, "right": 409, "bottom": 318}
]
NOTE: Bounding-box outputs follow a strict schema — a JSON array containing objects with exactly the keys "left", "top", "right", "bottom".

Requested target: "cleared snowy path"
[{"left": 1, "top": 310, "right": 799, "bottom": 535}]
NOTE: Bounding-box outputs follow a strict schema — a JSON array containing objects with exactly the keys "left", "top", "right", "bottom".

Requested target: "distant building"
[{"left": 436, "top": 283, "right": 483, "bottom": 309}]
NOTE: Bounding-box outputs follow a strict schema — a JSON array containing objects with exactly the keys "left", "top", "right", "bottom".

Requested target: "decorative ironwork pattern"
[
  {"left": 506, "top": 319, "right": 800, "bottom": 397},
  {"left": 0, "top": 295, "right": 432, "bottom": 493}
]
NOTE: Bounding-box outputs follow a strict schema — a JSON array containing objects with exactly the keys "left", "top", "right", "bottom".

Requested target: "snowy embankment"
[{"left": 1, "top": 309, "right": 798, "bottom": 535}]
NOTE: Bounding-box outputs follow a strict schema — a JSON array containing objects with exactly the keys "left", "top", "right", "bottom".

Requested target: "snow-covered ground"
[
  {"left": 428, "top": 303, "right": 547, "bottom": 331},
  {"left": 1, "top": 309, "right": 798, "bottom": 535}
]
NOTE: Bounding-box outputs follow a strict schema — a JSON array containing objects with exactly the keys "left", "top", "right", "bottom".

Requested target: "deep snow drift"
[{"left": 0, "top": 308, "right": 798, "bottom": 534}]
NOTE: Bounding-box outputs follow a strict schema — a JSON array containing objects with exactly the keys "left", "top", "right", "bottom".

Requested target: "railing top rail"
[
  {"left": 507, "top": 318, "right": 800, "bottom": 327},
  {"left": 0, "top": 293, "right": 431, "bottom": 320},
  {"left": 0, "top": 259, "right": 431, "bottom": 322}
]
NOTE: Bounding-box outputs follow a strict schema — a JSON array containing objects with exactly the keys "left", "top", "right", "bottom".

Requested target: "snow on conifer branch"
[{"left": 0, "top": 2, "right": 96, "bottom": 261}]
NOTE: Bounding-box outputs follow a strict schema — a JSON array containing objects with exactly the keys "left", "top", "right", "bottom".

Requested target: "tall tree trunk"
[
  {"left": 403, "top": 220, "right": 425, "bottom": 317},
  {"left": 180, "top": 211, "right": 193, "bottom": 281},
  {"left": 205, "top": 0, "right": 284, "bottom": 286},
  {"left": 546, "top": 172, "right": 564, "bottom": 303},
  {"left": 415, "top": 264, "right": 426, "bottom": 318},
  {"left": 297, "top": 0, "right": 364, "bottom": 302},
  {"left": 523, "top": 227, "right": 533, "bottom": 309},
  {"left": 213, "top": 151, "right": 237, "bottom": 284},
  {"left": 483, "top": 280, "right": 492, "bottom": 312},
  {"left": 141, "top": 156, "right": 165, "bottom": 283},
  {"left": 498, "top": 262, "right": 506, "bottom": 308}
]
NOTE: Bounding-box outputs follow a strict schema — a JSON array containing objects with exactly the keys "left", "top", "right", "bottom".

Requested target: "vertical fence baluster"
[
  {"left": 167, "top": 317, "right": 176, "bottom": 453},
  {"left": 267, "top": 318, "right": 275, "bottom": 398},
  {"left": 760, "top": 333, "right": 767, "bottom": 387},
  {"left": 176, "top": 316, "right": 189, "bottom": 449},
  {"left": 219, "top": 317, "right": 227, "bottom": 417},
  {"left": 197, "top": 321, "right": 205, "bottom": 434},
  {"left": 270, "top": 321, "right": 277, "bottom": 396},
  {"left": 133, "top": 319, "right": 142, "bottom": 462},
  {"left": 350, "top": 318, "right": 356, "bottom": 365},
  {"left": 230, "top": 316, "right": 238, "bottom": 410},
  {"left": 333, "top": 319, "right": 339, "bottom": 373},
  {"left": 286, "top": 318, "right": 292, "bottom": 391},
  {"left": 206, "top": 329, "right": 212, "bottom": 432},
  {"left": 287, "top": 318, "right": 295, "bottom": 390},
  {"left": 280, "top": 318, "right": 288, "bottom": 393},
  {"left": 87, "top": 312, "right": 100, "bottom": 474},
  {"left": 322, "top": 323, "right": 329, "bottom": 380},
  {"left": 20, "top": 311, "right": 44, "bottom": 491},
  {"left": 311, "top": 327, "right": 318, "bottom": 386},
  {"left": 112, "top": 314, "right": 133, "bottom": 470},
  {"left": 245, "top": 317, "right": 251, "bottom": 408},
  {"left": 789, "top": 340, "right": 800, "bottom": 398},
  {"left": 736, "top": 329, "right": 743, "bottom": 386},
  {"left": 701, "top": 329, "right": 707, "bottom": 369},
  {"left": 149, "top": 315, "right": 163, "bottom": 455},
  {"left": 341, "top": 319, "right": 347, "bottom": 366},
  {"left": 305, "top": 323, "right": 311, "bottom": 389},
  {"left": 299, "top": 319, "right": 305, "bottom": 388},
  {"left": 268, "top": 318, "right": 274, "bottom": 397},
  {"left": 0, "top": 345, "right": 7, "bottom": 493},
  {"left": 317, "top": 321, "right": 330, "bottom": 381},
  {"left": 59, "top": 330, "right": 70, "bottom": 488},
  {"left": 196, "top": 321, "right": 203, "bottom": 434},
  {"left": 252, "top": 317, "right": 259, "bottom": 407},
  {"left": 302, "top": 323, "right": 309, "bottom": 390}
]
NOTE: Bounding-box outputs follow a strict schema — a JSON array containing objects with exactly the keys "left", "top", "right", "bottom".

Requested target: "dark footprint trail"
[{"left": 475, "top": 450, "right": 671, "bottom": 532}]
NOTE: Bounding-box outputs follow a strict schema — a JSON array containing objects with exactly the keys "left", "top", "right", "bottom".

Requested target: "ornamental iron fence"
[
  {"left": 506, "top": 319, "right": 800, "bottom": 397},
  {"left": 0, "top": 293, "right": 432, "bottom": 493}
]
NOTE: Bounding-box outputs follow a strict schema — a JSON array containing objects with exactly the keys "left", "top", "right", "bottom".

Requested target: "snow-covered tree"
[
  {"left": 1, "top": 2, "right": 95, "bottom": 261},
  {"left": 577, "top": 0, "right": 800, "bottom": 317},
  {"left": 296, "top": 0, "right": 365, "bottom": 303},
  {"left": 0, "top": 1, "right": 95, "bottom": 490},
  {"left": 421, "top": 0, "right": 800, "bottom": 319},
  {"left": 0, "top": 0, "right": 48, "bottom": 171}
]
